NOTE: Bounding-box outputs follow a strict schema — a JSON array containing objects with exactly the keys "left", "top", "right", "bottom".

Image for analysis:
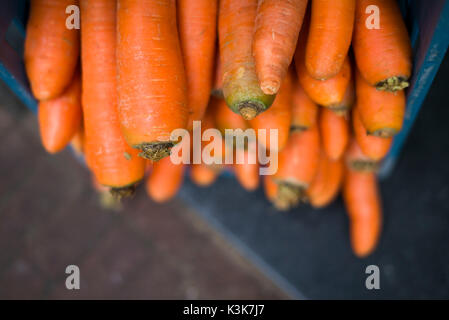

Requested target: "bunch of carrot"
[{"left": 24, "top": 0, "right": 411, "bottom": 257}]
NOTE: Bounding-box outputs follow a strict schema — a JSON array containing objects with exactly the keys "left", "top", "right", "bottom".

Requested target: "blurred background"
[{"left": 0, "top": 50, "right": 448, "bottom": 300}]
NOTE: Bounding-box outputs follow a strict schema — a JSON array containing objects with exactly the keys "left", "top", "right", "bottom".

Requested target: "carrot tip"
[
  {"left": 349, "top": 160, "right": 379, "bottom": 173},
  {"left": 260, "top": 80, "right": 280, "bottom": 95},
  {"left": 238, "top": 101, "right": 264, "bottom": 120},
  {"left": 274, "top": 182, "right": 306, "bottom": 211},
  {"left": 369, "top": 128, "right": 398, "bottom": 138},
  {"left": 376, "top": 76, "right": 409, "bottom": 92},
  {"left": 110, "top": 185, "right": 136, "bottom": 200},
  {"left": 136, "top": 142, "right": 174, "bottom": 161}
]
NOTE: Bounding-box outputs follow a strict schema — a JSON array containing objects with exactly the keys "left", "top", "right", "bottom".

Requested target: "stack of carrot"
[{"left": 24, "top": 0, "right": 411, "bottom": 257}]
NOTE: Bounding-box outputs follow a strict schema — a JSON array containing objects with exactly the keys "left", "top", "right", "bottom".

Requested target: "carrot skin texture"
[
  {"left": 178, "top": 0, "right": 218, "bottom": 130},
  {"left": 355, "top": 70, "right": 405, "bottom": 137},
  {"left": 353, "top": 0, "right": 412, "bottom": 91},
  {"left": 329, "top": 77, "right": 355, "bottom": 114},
  {"left": 146, "top": 157, "right": 185, "bottom": 203},
  {"left": 343, "top": 168, "right": 382, "bottom": 257},
  {"left": 307, "top": 153, "right": 344, "bottom": 208},
  {"left": 81, "top": 0, "right": 145, "bottom": 189},
  {"left": 319, "top": 108, "right": 349, "bottom": 160},
  {"left": 219, "top": 0, "right": 275, "bottom": 120},
  {"left": 117, "top": 0, "right": 188, "bottom": 159},
  {"left": 253, "top": 0, "right": 308, "bottom": 94},
  {"left": 291, "top": 80, "right": 319, "bottom": 131},
  {"left": 249, "top": 72, "right": 293, "bottom": 151},
  {"left": 38, "top": 72, "right": 82, "bottom": 154},
  {"left": 306, "top": 0, "right": 355, "bottom": 80},
  {"left": 353, "top": 107, "right": 392, "bottom": 161},
  {"left": 25, "top": 0, "right": 80, "bottom": 100}
]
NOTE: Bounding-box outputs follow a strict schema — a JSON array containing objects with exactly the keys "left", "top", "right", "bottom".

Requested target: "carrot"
[
  {"left": 307, "top": 153, "right": 344, "bottom": 208},
  {"left": 291, "top": 79, "right": 319, "bottom": 131},
  {"left": 343, "top": 168, "right": 382, "bottom": 257},
  {"left": 306, "top": 0, "right": 356, "bottom": 80},
  {"left": 329, "top": 77, "right": 355, "bottom": 115},
  {"left": 233, "top": 148, "right": 260, "bottom": 191},
  {"left": 249, "top": 71, "right": 293, "bottom": 151},
  {"left": 146, "top": 157, "right": 185, "bottom": 203},
  {"left": 355, "top": 69, "right": 405, "bottom": 138},
  {"left": 345, "top": 138, "right": 378, "bottom": 172},
  {"left": 178, "top": 0, "right": 218, "bottom": 130},
  {"left": 353, "top": 107, "right": 392, "bottom": 161},
  {"left": 24, "top": 0, "right": 80, "bottom": 100},
  {"left": 273, "top": 126, "right": 320, "bottom": 208},
  {"left": 70, "top": 120, "right": 85, "bottom": 155},
  {"left": 38, "top": 72, "right": 82, "bottom": 154},
  {"left": 219, "top": 0, "right": 275, "bottom": 120},
  {"left": 295, "top": 20, "right": 352, "bottom": 107},
  {"left": 319, "top": 108, "right": 349, "bottom": 160},
  {"left": 253, "top": 0, "right": 308, "bottom": 95},
  {"left": 191, "top": 163, "right": 219, "bottom": 187},
  {"left": 117, "top": 0, "right": 188, "bottom": 160},
  {"left": 81, "top": 0, "right": 145, "bottom": 197},
  {"left": 353, "top": 0, "right": 412, "bottom": 92}
]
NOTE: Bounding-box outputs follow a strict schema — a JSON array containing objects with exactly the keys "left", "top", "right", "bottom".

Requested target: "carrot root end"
[
  {"left": 376, "top": 76, "right": 409, "bottom": 92},
  {"left": 238, "top": 101, "right": 264, "bottom": 120},
  {"left": 110, "top": 185, "right": 136, "bottom": 200},
  {"left": 273, "top": 182, "right": 306, "bottom": 211},
  {"left": 136, "top": 142, "right": 174, "bottom": 161}
]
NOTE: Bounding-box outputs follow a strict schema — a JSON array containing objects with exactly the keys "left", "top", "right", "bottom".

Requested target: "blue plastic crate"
[{"left": 1, "top": 0, "right": 449, "bottom": 178}]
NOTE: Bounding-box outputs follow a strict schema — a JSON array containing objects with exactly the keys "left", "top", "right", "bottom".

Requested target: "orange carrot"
[
  {"left": 117, "top": 0, "right": 188, "bottom": 160},
  {"left": 306, "top": 0, "right": 356, "bottom": 80},
  {"left": 273, "top": 126, "right": 320, "bottom": 208},
  {"left": 295, "top": 18, "right": 352, "bottom": 106},
  {"left": 319, "top": 108, "right": 349, "bottom": 160},
  {"left": 190, "top": 163, "right": 219, "bottom": 187},
  {"left": 253, "top": 0, "right": 308, "bottom": 94},
  {"left": 249, "top": 71, "right": 293, "bottom": 151},
  {"left": 291, "top": 79, "right": 319, "bottom": 131},
  {"left": 146, "top": 157, "right": 185, "bottom": 203},
  {"left": 353, "top": 107, "right": 392, "bottom": 161},
  {"left": 233, "top": 148, "right": 260, "bottom": 191},
  {"left": 178, "top": 0, "right": 218, "bottom": 130},
  {"left": 24, "top": 0, "right": 80, "bottom": 100},
  {"left": 38, "top": 72, "right": 82, "bottom": 154},
  {"left": 219, "top": 0, "right": 275, "bottom": 120},
  {"left": 353, "top": 0, "right": 412, "bottom": 91},
  {"left": 345, "top": 138, "right": 378, "bottom": 172},
  {"left": 81, "top": 0, "right": 145, "bottom": 196},
  {"left": 307, "top": 153, "right": 344, "bottom": 208},
  {"left": 355, "top": 69, "right": 405, "bottom": 137},
  {"left": 296, "top": 54, "right": 352, "bottom": 107},
  {"left": 343, "top": 168, "right": 382, "bottom": 257}
]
